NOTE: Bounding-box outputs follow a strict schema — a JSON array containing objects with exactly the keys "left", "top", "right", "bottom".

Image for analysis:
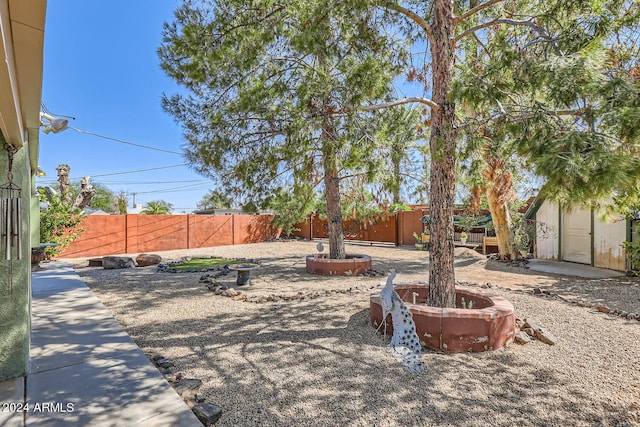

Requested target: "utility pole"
[{"left": 131, "top": 192, "right": 136, "bottom": 207}]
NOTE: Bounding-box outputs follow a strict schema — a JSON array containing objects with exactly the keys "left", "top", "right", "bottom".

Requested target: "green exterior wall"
[{"left": 0, "top": 139, "right": 32, "bottom": 380}]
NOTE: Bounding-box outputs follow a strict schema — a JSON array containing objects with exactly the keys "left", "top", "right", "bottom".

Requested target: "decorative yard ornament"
[
  {"left": 378, "top": 270, "right": 424, "bottom": 374},
  {"left": 316, "top": 241, "right": 324, "bottom": 254},
  {"left": 1, "top": 144, "right": 23, "bottom": 294},
  {"left": 1, "top": 144, "right": 22, "bottom": 262}
]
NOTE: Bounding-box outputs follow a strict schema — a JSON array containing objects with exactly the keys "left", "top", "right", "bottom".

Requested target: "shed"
[{"left": 526, "top": 199, "right": 630, "bottom": 272}]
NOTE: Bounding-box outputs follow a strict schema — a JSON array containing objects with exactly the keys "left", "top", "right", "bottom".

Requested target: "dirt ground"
[{"left": 65, "top": 240, "right": 640, "bottom": 426}]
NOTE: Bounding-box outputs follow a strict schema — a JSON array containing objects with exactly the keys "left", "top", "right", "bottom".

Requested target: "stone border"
[
  {"left": 370, "top": 284, "right": 516, "bottom": 352},
  {"left": 149, "top": 354, "right": 222, "bottom": 426},
  {"left": 305, "top": 254, "right": 372, "bottom": 276},
  {"left": 157, "top": 257, "right": 260, "bottom": 273}
]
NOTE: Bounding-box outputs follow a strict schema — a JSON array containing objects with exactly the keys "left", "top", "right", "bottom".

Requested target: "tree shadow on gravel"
[{"left": 127, "top": 300, "right": 638, "bottom": 427}]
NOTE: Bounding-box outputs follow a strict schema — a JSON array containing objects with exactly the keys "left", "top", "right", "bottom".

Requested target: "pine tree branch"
[
  {"left": 219, "top": 6, "right": 285, "bottom": 38},
  {"left": 377, "top": 1, "right": 433, "bottom": 43},
  {"left": 361, "top": 97, "right": 439, "bottom": 112},
  {"left": 454, "top": 19, "right": 563, "bottom": 56},
  {"left": 455, "top": 0, "right": 505, "bottom": 23},
  {"left": 457, "top": 107, "right": 586, "bottom": 131}
]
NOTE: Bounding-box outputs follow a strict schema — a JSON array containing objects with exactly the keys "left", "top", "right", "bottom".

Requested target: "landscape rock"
[
  {"left": 173, "top": 378, "right": 203, "bottom": 396},
  {"left": 192, "top": 402, "right": 223, "bottom": 426},
  {"left": 88, "top": 258, "right": 103, "bottom": 267},
  {"left": 524, "top": 319, "right": 557, "bottom": 345},
  {"left": 514, "top": 330, "right": 532, "bottom": 344},
  {"left": 155, "top": 358, "right": 175, "bottom": 369},
  {"left": 596, "top": 305, "right": 611, "bottom": 313},
  {"left": 102, "top": 256, "right": 136, "bottom": 269},
  {"left": 136, "top": 253, "right": 162, "bottom": 267},
  {"left": 223, "top": 288, "right": 240, "bottom": 297},
  {"left": 534, "top": 328, "right": 557, "bottom": 345}
]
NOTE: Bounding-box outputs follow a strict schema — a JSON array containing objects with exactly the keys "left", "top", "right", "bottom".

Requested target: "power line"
[
  {"left": 134, "top": 183, "right": 213, "bottom": 195},
  {"left": 38, "top": 164, "right": 192, "bottom": 181},
  {"left": 91, "top": 163, "right": 189, "bottom": 177},
  {"left": 69, "top": 127, "right": 184, "bottom": 155},
  {"left": 97, "top": 179, "right": 209, "bottom": 185}
]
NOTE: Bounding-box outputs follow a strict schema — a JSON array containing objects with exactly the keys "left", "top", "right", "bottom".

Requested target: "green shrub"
[
  {"left": 39, "top": 189, "right": 86, "bottom": 258},
  {"left": 624, "top": 240, "right": 640, "bottom": 276}
]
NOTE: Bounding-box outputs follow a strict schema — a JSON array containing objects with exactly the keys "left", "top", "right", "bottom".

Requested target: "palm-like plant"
[{"left": 141, "top": 200, "right": 173, "bottom": 215}]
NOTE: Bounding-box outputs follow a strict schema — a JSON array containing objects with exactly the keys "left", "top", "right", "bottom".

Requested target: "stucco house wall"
[{"left": 0, "top": 0, "right": 47, "bottom": 381}]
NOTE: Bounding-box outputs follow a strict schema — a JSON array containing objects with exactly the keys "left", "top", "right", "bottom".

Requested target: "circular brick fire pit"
[
  {"left": 370, "top": 284, "right": 515, "bottom": 352},
  {"left": 306, "top": 254, "right": 372, "bottom": 276}
]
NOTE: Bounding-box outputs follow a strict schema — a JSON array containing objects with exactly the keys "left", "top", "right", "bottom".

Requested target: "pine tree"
[
  {"left": 159, "top": 0, "right": 404, "bottom": 259},
  {"left": 371, "top": 0, "right": 640, "bottom": 306},
  {"left": 452, "top": 0, "right": 640, "bottom": 259}
]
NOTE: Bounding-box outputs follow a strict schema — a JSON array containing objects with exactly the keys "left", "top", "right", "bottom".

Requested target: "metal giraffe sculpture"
[{"left": 378, "top": 270, "right": 424, "bottom": 374}]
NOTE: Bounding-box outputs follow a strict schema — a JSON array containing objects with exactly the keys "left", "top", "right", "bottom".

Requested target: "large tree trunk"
[
  {"left": 427, "top": 0, "right": 457, "bottom": 308},
  {"left": 322, "top": 121, "right": 346, "bottom": 260},
  {"left": 483, "top": 154, "right": 519, "bottom": 260},
  {"left": 56, "top": 164, "right": 72, "bottom": 204},
  {"left": 485, "top": 186, "right": 519, "bottom": 260}
]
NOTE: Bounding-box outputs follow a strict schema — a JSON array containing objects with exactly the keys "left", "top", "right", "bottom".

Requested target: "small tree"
[
  {"left": 115, "top": 192, "right": 128, "bottom": 214},
  {"left": 159, "top": 0, "right": 403, "bottom": 260},
  {"left": 265, "top": 187, "right": 317, "bottom": 237},
  {"left": 141, "top": 200, "right": 173, "bottom": 215},
  {"left": 39, "top": 189, "right": 86, "bottom": 258}
]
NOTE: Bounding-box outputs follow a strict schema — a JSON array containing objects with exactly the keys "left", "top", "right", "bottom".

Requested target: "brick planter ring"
[
  {"left": 306, "top": 254, "right": 372, "bottom": 276},
  {"left": 370, "top": 284, "right": 515, "bottom": 352}
]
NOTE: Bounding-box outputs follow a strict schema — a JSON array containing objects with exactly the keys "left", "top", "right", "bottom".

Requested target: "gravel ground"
[{"left": 64, "top": 240, "right": 640, "bottom": 427}]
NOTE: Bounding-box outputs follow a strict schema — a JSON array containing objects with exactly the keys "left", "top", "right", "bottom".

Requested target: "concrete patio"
[{"left": 0, "top": 262, "right": 201, "bottom": 427}]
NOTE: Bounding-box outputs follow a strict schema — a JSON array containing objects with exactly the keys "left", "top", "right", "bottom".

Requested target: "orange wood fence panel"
[
  {"left": 189, "top": 215, "right": 234, "bottom": 248},
  {"left": 59, "top": 214, "right": 278, "bottom": 258},
  {"left": 295, "top": 212, "right": 410, "bottom": 245},
  {"left": 59, "top": 215, "right": 127, "bottom": 258},
  {"left": 396, "top": 210, "right": 428, "bottom": 246}
]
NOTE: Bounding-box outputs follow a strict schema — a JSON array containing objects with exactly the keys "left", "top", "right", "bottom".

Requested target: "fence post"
[
  {"left": 187, "top": 214, "right": 191, "bottom": 249},
  {"left": 395, "top": 212, "right": 400, "bottom": 246}
]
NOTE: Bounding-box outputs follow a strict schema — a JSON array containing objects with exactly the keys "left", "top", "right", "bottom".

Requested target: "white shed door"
[{"left": 562, "top": 208, "right": 591, "bottom": 264}]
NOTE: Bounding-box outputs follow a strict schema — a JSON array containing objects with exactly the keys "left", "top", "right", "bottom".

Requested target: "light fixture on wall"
[{"left": 39, "top": 112, "right": 70, "bottom": 134}]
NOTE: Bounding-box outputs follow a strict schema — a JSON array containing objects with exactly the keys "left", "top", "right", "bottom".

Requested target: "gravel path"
[{"left": 65, "top": 241, "right": 640, "bottom": 426}]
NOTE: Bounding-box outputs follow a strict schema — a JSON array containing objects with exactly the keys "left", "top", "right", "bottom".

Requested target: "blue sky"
[
  {"left": 36, "top": 1, "right": 434, "bottom": 212},
  {"left": 37, "top": 1, "right": 213, "bottom": 212}
]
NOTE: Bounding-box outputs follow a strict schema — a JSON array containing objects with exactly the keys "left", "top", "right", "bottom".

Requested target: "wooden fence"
[
  {"left": 59, "top": 214, "right": 277, "bottom": 257},
  {"left": 58, "top": 210, "right": 496, "bottom": 258},
  {"left": 294, "top": 210, "right": 429, "bottom": 245}
]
